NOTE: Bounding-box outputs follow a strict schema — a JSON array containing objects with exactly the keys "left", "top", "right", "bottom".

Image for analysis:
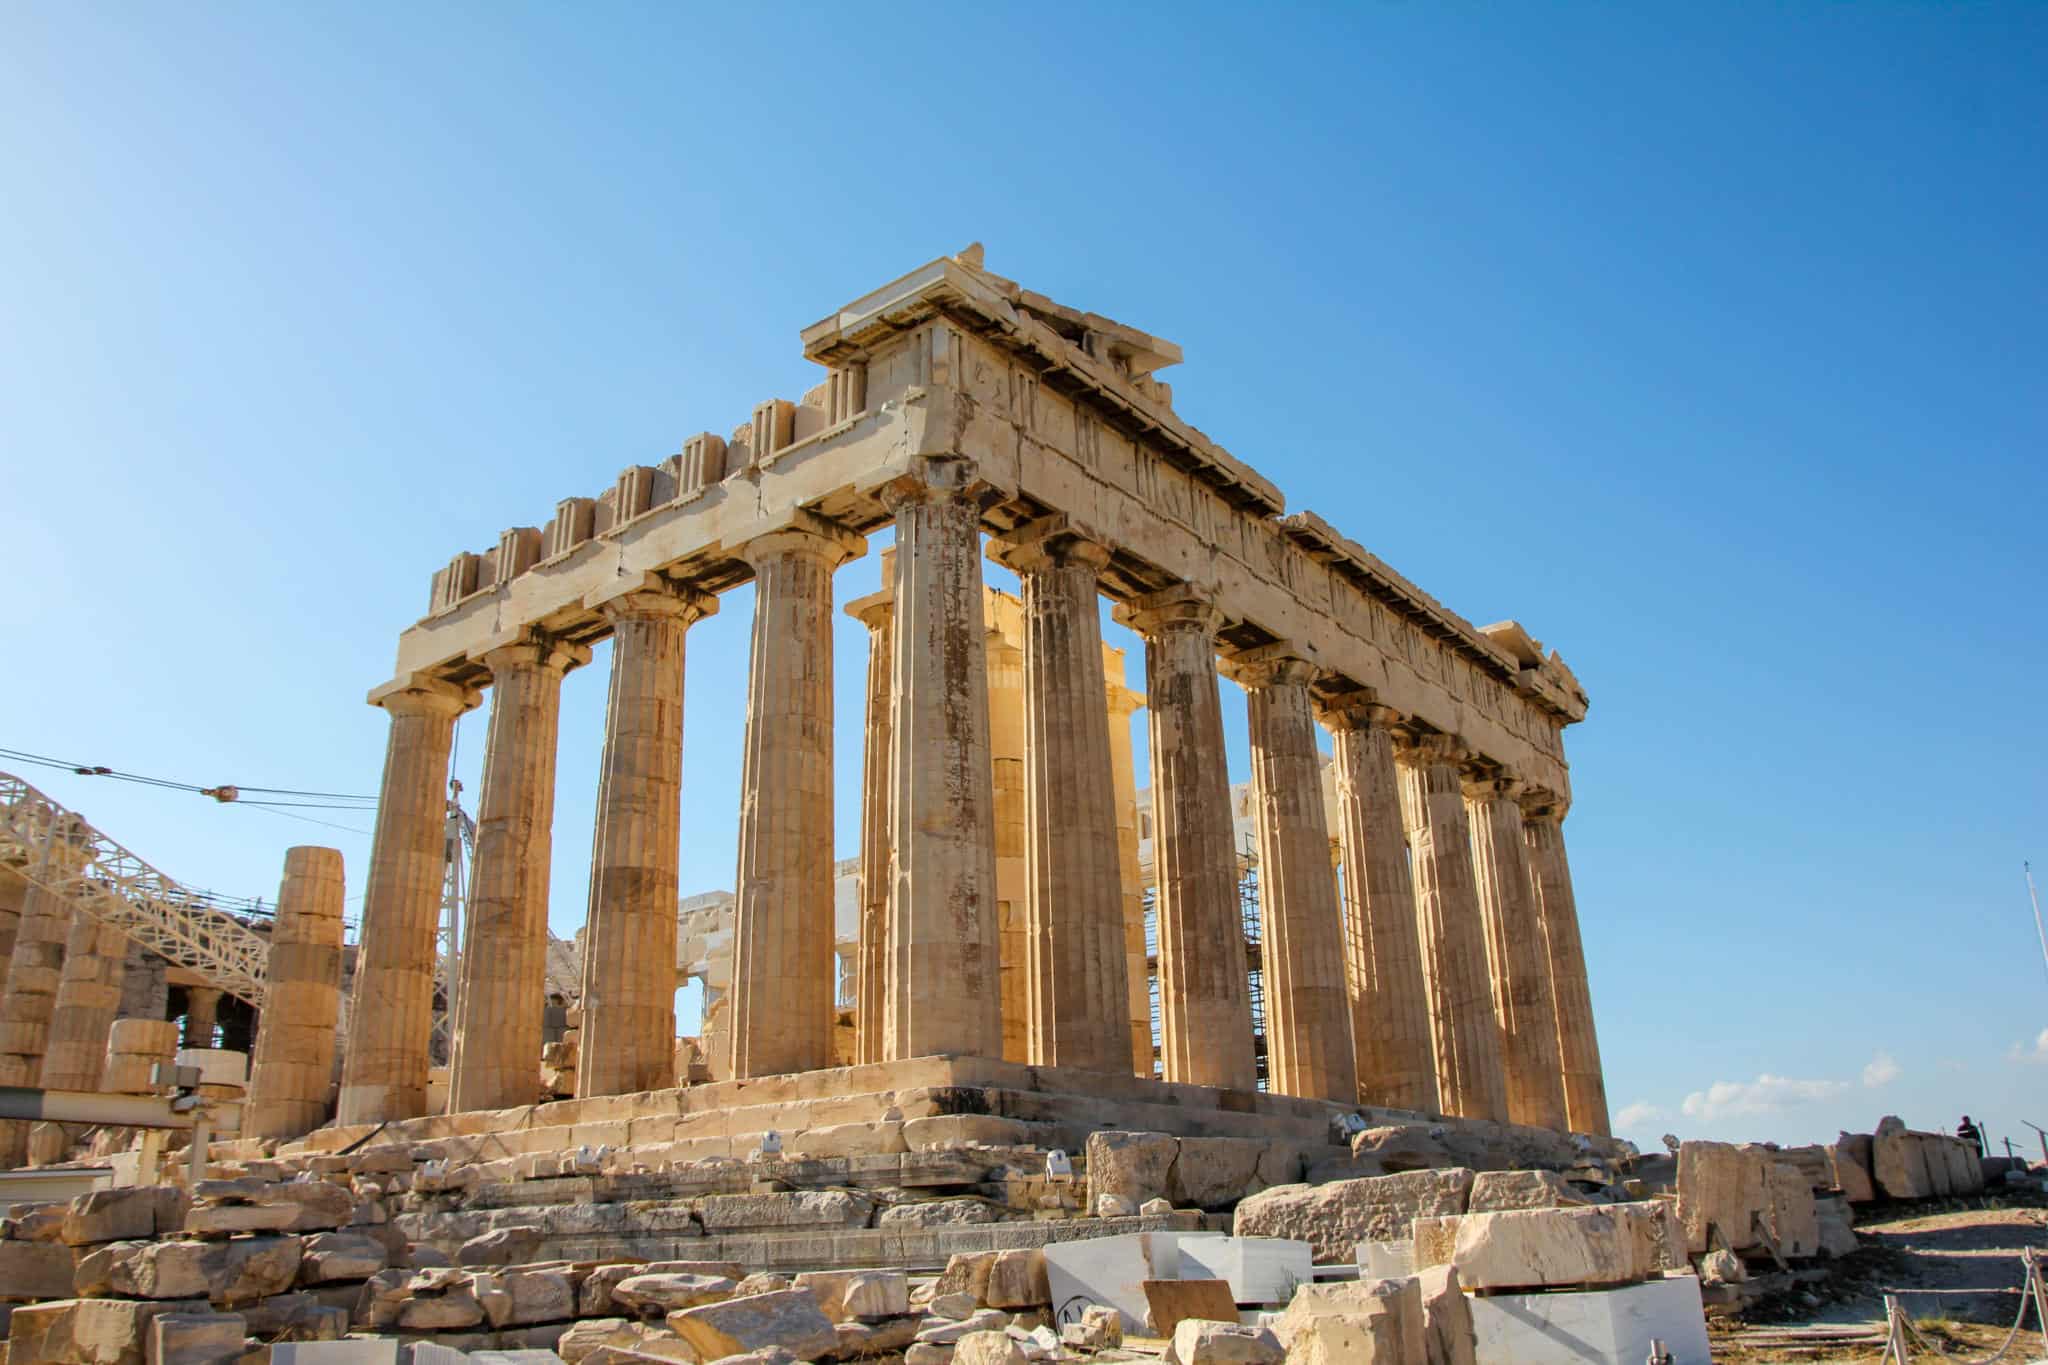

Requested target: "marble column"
[
  {"left": 1521, "top": 792, "right": 1611, "bottom": 1136},
  {"left": 1116, "top": 586, "right": 1256, "bottom": 1092},
  {"left": 1103, "top": 658, "right": 1152, "bottom": 1077},
  {"left": 182, "top": 987, "right": 223, "bottom": 1050},
  {"left": 0, "top": 867, "right": 25, "bottom": 972},
  {"left": 1394, "top": 734, "right": 1509, "bottom": 1121},
  {"left": 985, "top": 624, "right": 1030, "bottom": 1064},
  {"left": 247, "top": 846, "right": 347, "bottom": 1139},
  {"left": 846, "top": 582, "right": 895, "bottom": 1067},
  {"left": 448, "top": 636, "right": 586, "bottom": 1114},
  {"left": 729, "top": 517, "right": 862, "bottom": 1079},
  {"left": 880, "top": 457, "right": 1002, "bottom": 1062},
  {"left": 42, "top": 914, "right": 127, "bottom": 1092},
  {"left": 993, "top": 520, "right": 1130, "bottom": 1074},
  {"left": 1466, "top": 775, "right": 1568, "bottom": 1130},
  {"left": 1317, "top": 693, "right": 1438, "bottom": 1113},
  {"left": 1230, "top": 650, "right": 1355, "bottom": 1103},
  {"left": 578, "top": 580, "right": 715, "bottom": 1098},
  {"left": 338, "top": 677, "right": 476, "bottom": 1124}
]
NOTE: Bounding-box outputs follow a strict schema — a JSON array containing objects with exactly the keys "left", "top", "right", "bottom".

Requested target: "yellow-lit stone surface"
[{"left": 247, "top": 846, "right": 347, "bottom": 1139}]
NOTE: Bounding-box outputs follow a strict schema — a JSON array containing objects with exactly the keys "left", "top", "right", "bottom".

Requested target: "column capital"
[
  {"left": 368, "top": 673, "right": 481, "bottom": 719},
  {"left": 588, "top": 573, "right": 719, "bottom": 626},
  {"left": 1311, "top": 683, "right": 1404, "bottom": 733},
  {"left": 1104, "top": 679, "right": 1146, "bottom": 719},
  {"left": 737, "top": 509, "right": 866, "bottom": 572},
  {"left": 475, "top": 631, "right": 592, "bottom": 679},
  {"left": 845, "top": 589, "right": 895, "bottom": 632},
  {"left": 1219, "top": 641, "right": 1318, "bottom": 692},
  {"left": 1517, "top": 787, "right": 1570, "bottom": 823},
  {"left": 987, "top": 513, "right": 1113, "bottom": 576},
  {"left": 1113, "top": 582, "right": 1225, "bottom": 640},
  {"left": 1460, "top": 771, "right": 1525, "bottom": 803},
  {"left": 1392, "top": 730, "right": 1470, "bottom": 769},
  {"left": 876, "top": 453, "right": 997, "bottom": 512}
]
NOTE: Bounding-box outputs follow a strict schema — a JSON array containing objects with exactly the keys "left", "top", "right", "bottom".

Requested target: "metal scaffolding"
[{"left": 0, "top": 771, "right": 269, "bottom": 1006}]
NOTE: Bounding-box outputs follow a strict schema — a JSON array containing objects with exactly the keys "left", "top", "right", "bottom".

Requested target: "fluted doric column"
[
  {"left": 1103, "top": 658, "right": 1151, "bottom": 1077},
  {"left": 985, "top": 622, "right": 1030, "bottom": 1063},
  {"left": 1117, "top": 586, "right": 1256, "bottom": 1091},
  {"left": 448, "top": 635, "right": 586, "bottom": 1113},
  {"left": 1317, "top": 692, "right": 1438, "bottom": 1113},
  {"left": 992, "top": 518, "right": 1131, "bottom": 1074},
  {"left": 1466, "top": 774, "right": 1567, "bottom": 1130},
  {"left": 247, "top": 846, "right": 347, "bottom": 1139},
  {"left": 1395, "top": 733, "right": 1509, "bottom": 1121},
  {"left": 880, "top": 457, "right": 1003, "bottom": 1061},
  {"left": 729, "top": 515, "right": 863, "bottom": 1079},
  {"left": 42, "top": 914, "right": 127, "bottom": 1092},
  {"left": 1227, "top": 649, "right": 1355, "bottom": 1102},
  {"left": 846, "top": 578, "right": 895, "bottom": 1067},
  {"left": 1521, "top": 790, "right": 1610, "bottom": 1136},
  {"left": 338, "top": 677, "right": 477, "bottom": 1125},
  {"left": 578, "top": 580, "right": 716, "bottom": 1098},
  {"left": 182, "top": 988, "right": 223, "bottom": 1049}
]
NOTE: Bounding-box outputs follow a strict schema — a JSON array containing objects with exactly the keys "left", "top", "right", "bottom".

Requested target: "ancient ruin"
[{"left": 347, "top": 244, "right": 1606, "bottom": 1141}]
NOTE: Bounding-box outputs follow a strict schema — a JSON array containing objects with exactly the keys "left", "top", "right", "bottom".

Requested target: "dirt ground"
[{"left": 1714, "top": 1195, "right": 2048, "bottom": 1362}]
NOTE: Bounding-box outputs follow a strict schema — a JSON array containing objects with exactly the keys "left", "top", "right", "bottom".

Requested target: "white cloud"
[
  {"left": 2006, "top": 1028, "right": 2048, "bottom": 1064},
  {"left": 1680, "top": 1074, "right": 1849, "bottom": 1121},
  {"left": 1615, "top": 1101, "right": 1667, "bottom": 1129},
  {"left": 1862, "top": 1051, "right": 1901, "bottom": 1088}
]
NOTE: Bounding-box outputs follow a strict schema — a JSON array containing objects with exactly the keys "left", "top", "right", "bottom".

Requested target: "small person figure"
[{"left": 1957, "top": 1115, "right": 1986, "bottom": 1156}]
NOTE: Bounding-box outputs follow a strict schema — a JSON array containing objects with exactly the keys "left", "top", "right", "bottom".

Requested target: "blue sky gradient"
[{"left": 3, "top": 3, "right": 2043, "bottom": 1152}]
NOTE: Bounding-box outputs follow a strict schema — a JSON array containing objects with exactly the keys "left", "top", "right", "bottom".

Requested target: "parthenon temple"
[{"left": 345, "top": 244, "right": 1607, "bottom": 1140}]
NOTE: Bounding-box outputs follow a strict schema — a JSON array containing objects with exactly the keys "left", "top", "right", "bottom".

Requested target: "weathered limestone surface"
[
  {"left": 1465, "top": 779, "right": 1566, "bottom": 1131},
  {"left": 580, "top": 584, "right": 715, "bottom": 1098},
  {"left": 847, "top": 584, "right": 895, "bottom": 1068},
  {"left": 1279, "top": 1276, "right": 1427, "bottom": 1364},
  {"left": 0, "top": 827, "right": 87, "bottom": 1164},
  {"left": 1396, "top": 736, "right": 1508, "bottom": 1123},
  {"left": 247, "top": 846, "right": 347, "bottom": 1140},
  {"left": 450, "top": 637, "right": 584, "bottom": 1113},
  {"left": 180, "top": 988, "right": 222, "bottom": 1049},
  {"left": 0, "top": 866, "right": 25, "bottom": 999},
  {"left": 882, "top": 458, "right": 1003, "bottom": 1062},
  {"left": 1232, "top": 650, "right": 1353, "bottom": 1103},
  {"left": 729, "top": 518, "right": 862, "bottom": 1079},
  {"left": 339, "top": 680, "right": 475, "bottom": 1124},
  {"left": 1520, "top": 793, "right": 1609, "bottom": 1136},
  {"left": 1320, "top": 696, "right": 1437, "bottom": 1113},
  {"left": 1235, "top": 1168, "right": 1477, "bottom": 1264},
  {"left": 997, "top": 520, "right": 1130, "bottom": 1074},
  {"left": 43, "top": 912, "right": 127, "bottom": 1092},
  {"left": 1120, "top": 587, "right": 1255, "bottom": 1092}
]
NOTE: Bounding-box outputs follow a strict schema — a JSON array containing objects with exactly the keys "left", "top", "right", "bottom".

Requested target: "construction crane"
[
  {"left": 431, "top": 776, "right": 477, "bottom": 1063},
  {"left": 0, "top": 772, "right": 268, "bottom": 1005}
]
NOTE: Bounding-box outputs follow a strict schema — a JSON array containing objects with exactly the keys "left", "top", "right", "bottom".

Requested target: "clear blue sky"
[{"left": 4, "top": 4, "right": 2042, "bottom": 1154}]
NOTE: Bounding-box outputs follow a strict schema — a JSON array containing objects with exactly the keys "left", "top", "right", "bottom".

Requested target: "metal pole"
[
  {"left": 187, "top": 1111, "right": 209, "bottom": 1187},
  {"left": 2028, "top": 863, "right": 2048, "bottom": 989}
]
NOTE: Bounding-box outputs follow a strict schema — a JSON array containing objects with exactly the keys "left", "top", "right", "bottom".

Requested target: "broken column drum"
[
  {"left": 247, "top": 845, "right": 348, "bottom": 1139},
  {"left": 359, "top": 250, "right": 1603, "bottom": 1128}
]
